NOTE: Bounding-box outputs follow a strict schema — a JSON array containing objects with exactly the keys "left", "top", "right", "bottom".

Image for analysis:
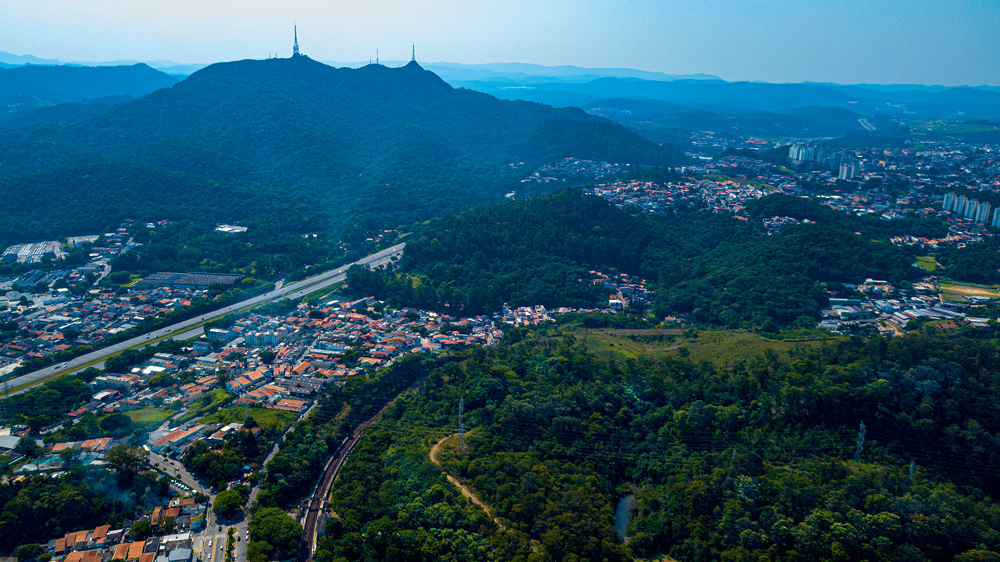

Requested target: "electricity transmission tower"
[
  {"left": 458, "top": 396, "right": 467, "bottom": 453},
  {"left": 853, "top": 421, "right": 866, "bottom": 463}
]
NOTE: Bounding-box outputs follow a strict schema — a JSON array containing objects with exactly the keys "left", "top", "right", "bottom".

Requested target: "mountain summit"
[
  {"left": 67, "top": 55, "right": 676, "bottom": 187},
  {"left": 0, "top": 56, "right": 678, "bottom": 243}
]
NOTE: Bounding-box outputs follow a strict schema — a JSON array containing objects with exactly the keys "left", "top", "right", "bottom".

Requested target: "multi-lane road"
[{"left": 4, "top": 244, "right": 404, "bottom": 396}]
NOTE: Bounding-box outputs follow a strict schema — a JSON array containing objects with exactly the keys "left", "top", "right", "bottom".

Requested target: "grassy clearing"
[
  {"left": 127, "top": 406, "right": 175, "bottom": 431},
  {"left": 915, "top": 256, "right": 940, "bottom": 272},
  {"left": 200, "top": 406, "right": 298, "bottom": 433},
  {"left": 577, "top": 328, "right": 835, "bottom": 367},
  {"left": 175, "top": 388, "right": 233, "bottom": 423}
]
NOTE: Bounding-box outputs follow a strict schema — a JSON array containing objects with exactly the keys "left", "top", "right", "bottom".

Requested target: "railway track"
[{"left": 301, "top": 402, "right": 392, "bottom": 562}]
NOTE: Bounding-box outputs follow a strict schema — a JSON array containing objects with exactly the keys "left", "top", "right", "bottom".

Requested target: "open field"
[
  {"left": 126, "top": 406, "right": 174, "bottom": 430},
  {"left": 577, "top": 328, "right": 837, "bottom": 366},
  {"left": 200, "top": 406, "right": 298, "bottom": 433},
  {"left": 915, "top": 256, "right": 940, "bottom": 272},
  {"left": 175, "top": 388, "right": 232, "bottom": 423},
  {"left": 940, "top": 283, "right": 1000, "bottom": 298},
  {"left": 903, "top": 120, "right": 1000, "bottom": 134}
]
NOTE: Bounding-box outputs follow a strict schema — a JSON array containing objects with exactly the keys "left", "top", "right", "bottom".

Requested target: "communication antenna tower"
[
  {"left": 411, "top": 45, "right": 415, "bottom": 63},
  {"left": 458, "top": 396, "right": 467, "bottom": 453},
  {"left": 293, "top": 24, "right": 300, "bottom": 57},
  {"left": 376, "top": 49, "right": 379, "bottom": 65}
]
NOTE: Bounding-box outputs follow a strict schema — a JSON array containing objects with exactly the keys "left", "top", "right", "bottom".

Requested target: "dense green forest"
[
  {"left": 936, "top": 238, "right": 1000, "bottom": 284},
  {"left": 314, "top": 322, "right": 1000, "bottom": 562},
  {"left": 347, "top": 190, "right": 938, "bottom": 327}
]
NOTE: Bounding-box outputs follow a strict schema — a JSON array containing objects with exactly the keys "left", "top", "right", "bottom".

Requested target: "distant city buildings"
[
  {"left": 789, "top": 142, "right": 859, "bottom": 179},
  {"left": 942, "top": 192, "right": 1000, "bottom": 227}
]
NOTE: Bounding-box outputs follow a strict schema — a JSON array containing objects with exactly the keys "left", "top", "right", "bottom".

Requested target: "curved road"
[{"left": 4, "top": 244, "right": 404, "bottom": 395}]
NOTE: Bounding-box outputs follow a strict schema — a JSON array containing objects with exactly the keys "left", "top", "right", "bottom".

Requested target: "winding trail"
[{"left": 429, "top": 435, "right": 506, "bottom": 530}]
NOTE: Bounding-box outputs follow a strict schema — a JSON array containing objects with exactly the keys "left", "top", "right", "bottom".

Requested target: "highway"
[{"left": 4, "top": 244, "right": 404, "bottom": 396}]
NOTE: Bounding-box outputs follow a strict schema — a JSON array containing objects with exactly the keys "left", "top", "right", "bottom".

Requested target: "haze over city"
[{"left": 3, "top": 0, "right": 999, "bottom": 86}]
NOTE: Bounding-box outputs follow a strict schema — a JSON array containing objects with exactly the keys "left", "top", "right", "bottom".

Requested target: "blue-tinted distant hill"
[
  {"left": 0, "top": 63, "right": 178, "bottom": 103},
  {"left": 461, "top": 75, "right": 1000, "bottom": 123},
  {"left": 585, "top": 98, "right": 867, "bottom": 138},
  {"left": 424, "top": 61, "right": 719, "bottom": 84},
  {"left": 0, "top": 51, "right": 61, "bottom": 66},
  {"left": 0, "top": 63, "right": 179, "bottom": 121}
]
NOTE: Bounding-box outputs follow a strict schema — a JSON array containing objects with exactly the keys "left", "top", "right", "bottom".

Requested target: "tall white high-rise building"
[
  {"left": 943, "top": 192, "right": 956, "bottom": 212},
  {"left": 975, "top": 202, "right": 992, "bottom": 223}
]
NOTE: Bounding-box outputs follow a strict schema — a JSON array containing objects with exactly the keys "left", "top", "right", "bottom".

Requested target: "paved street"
[
  {"left": 144, "top": 386, "right": 321, "bottom": 562},
  {"left": 148, "top": 451, "right": 208, "bottom": 495},
  {"left": 5, "top": 244, "right": 404, "bottom": 395}
]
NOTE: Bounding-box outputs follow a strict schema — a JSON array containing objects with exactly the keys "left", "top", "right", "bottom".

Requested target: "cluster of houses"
[
  {"left": 0, "top": 281, "right": 214, "bottom": 365},
  {"left": 501, "top": 306, "right": 553, "bottom": 327},
  {"left": 585, "top": 271, "right": 653, "bottom": 310},
  {"left": 59, "top": 369, "right": 220, "bottom": 425},
  {"left": 195, "top": 302, "right": 502, "bottom": 385},
  {"left": 496, "top": 272, "right": 654, "bottom": 326},
  {"left": 762, "top": 216, "right": 813, "bottom": 234},
  {"left": 590, "top": 177, "right": 773, "bottom": 216},
  {"left": 687, "top": 132, "right": 779, "bottom": 153},
  {"left": 42, "top": 510, "right": 202, "bottom": 562},
  {"left": 2, "top": 299, "right": 507, "bottom": 475},
  {"left": 523, "top": 157, "right": 626, "bottom": 184},
  {"left": 649, "top": 138, "right": 999, "bottom": 255}
]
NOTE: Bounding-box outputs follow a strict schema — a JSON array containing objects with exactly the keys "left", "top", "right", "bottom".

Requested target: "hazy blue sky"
[{"left": 3, "top": 0, "right": 998, "bottom": 85}]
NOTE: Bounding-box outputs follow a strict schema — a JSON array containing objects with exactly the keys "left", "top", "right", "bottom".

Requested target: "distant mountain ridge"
[
  {"left": 50, "top": 56, "right": 675, "bottom": 184},
  {"left": 0, "top": 63, "right": 179, "bottom": 124},
  {"left": 0, "top": 55, "right": 677, "bottom": 245}
]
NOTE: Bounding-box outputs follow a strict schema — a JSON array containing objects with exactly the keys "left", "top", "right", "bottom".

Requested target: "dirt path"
[{"left": 429, "top": 435, "right": 506, "bottom": 530}]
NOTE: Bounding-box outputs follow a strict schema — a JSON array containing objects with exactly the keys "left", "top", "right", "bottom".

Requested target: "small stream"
[{"left": 613, "top": 494, "right": 635, "bottom": 542}]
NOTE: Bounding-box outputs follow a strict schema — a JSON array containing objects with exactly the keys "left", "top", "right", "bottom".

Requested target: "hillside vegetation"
[
  {"left": 315, "top": 323, "right": 1000, "bottom": 562},
  {"left": 347, "top": 190, "right": 939, "bottom": 327}
]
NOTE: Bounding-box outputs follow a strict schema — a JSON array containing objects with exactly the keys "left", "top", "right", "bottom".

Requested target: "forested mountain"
[
  {"left": 0, "top": 56, "right": 680, "bottom": 268},
  {"left": 347, "top": 190, "right": 940, "bottom": 327},
  {"left": 0, "top": 63, "right": 177, "bottom": 108},
  {"left": 54, "top": 57, "right": 675, "bottom": 186}
]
